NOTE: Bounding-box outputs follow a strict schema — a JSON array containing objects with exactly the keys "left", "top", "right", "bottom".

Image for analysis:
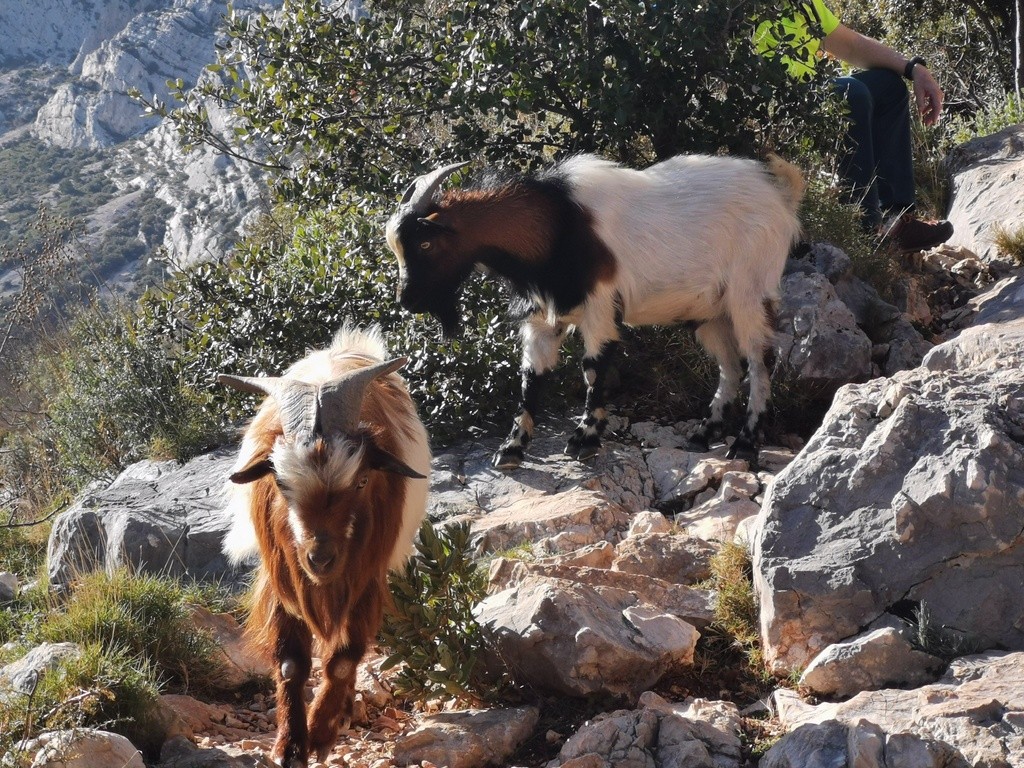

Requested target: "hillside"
[{"left": 0, "top": 0, "right": 281, "bottom": 301}]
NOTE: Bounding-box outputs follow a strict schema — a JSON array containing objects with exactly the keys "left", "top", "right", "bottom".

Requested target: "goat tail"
[{"left": 764, "top": 154, "right": 806, "bottom": 213}]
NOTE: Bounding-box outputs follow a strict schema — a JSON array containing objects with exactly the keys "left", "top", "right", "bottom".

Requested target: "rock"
[
  {"left": 0, "top": 642, "right": 82, "bottom": 696},
  {"left": 674, "top": 494, "right": 761, "bottom": 543},
  {"left": 392, "top": 706, "right": 539, "bottom": 768},
  {"left": 187, "top": 606, "right": 269, "bottom": 690},
  {"left": 775, "top": 271, "right": 873, "bottom": 388},
  {"left": 946, "top": 124, "right": 1024, "bottom": 266},
  {"left": 487, "top": 561, "right": 716, "bottom": 630},
  {"left": 645, "top": 449, "right": 749, "bottom": 506},
  {"left": 760, "top": 720, "right": 969, "bottom": 768},
  {"left": 28, "top": 729, "right": 145, "bottom": 768},
  {"left": 626, "top": 510, "right": 673, "bottom": 536},
  {"left": 156, "top": 735, "right": 276, "bottom": 767},
  {"left": 754, "top": 344, "right": 1024, "bottom": 673},
  {"left": 474, "top": 575, "right": 699, "bottom": 699},
  {"left": 774, "top": 651, "right": 1024, "bottom": 768},
  {"left": 799, "top": 627, "right": 944, "bottom": 698},
  {"left": 546, "top": 692, "right": 743, "bottom": 768},
  {"left": 611, "top": 532, "right": 716, "bottom": 584},
  {"left": 924, "top": 274, "right": 1024, "bottom": 371},
  {"left": 0, "top": 571, "right": 18, "bottom": 602},
  {"left": 464, "top": 486, "right": 633, "bottom": 556},
  {"left": 47, "top": 449, "right": 244, "bottom": 590}
]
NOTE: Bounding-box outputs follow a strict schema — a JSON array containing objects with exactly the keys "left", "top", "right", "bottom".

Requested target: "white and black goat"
[
  {"left": 219, "top": 324, "right": 430, "bottom": 767},
  {"left": 385, "top": 154, "right": 804, "bottom": 467}
]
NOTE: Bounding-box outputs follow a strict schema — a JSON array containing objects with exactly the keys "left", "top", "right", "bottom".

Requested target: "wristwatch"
[{"left": 903, "top": 56, "right": 927, "bottom": 80}]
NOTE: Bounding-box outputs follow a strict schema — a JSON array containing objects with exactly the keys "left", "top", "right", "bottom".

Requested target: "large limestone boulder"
[
  {"left": 754, "top": 278, "right": 1024, "bottom": 675},
  {"left": 47, "top": 449, "right": 240, "bottom": 590},
  {"left": 773, "top": 651, "right": 1024, "bottom": 768},
  {"left": 474, "top": 575, "right": 700, "bottom": 700},
  {"left": 945, "top": 124, "right": 1024, "bottom": 266},
  {"left": 392, "top": 706, "right": 539, "bottom": 768}
]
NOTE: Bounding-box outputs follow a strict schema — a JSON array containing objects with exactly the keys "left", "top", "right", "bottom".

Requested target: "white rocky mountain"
[{"left": 0, "top": 0, "right": 285, "bottom": 280}]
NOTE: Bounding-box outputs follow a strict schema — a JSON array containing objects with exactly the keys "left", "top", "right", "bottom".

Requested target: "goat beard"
[{"left": 432, "top": 299, "right": 462, "bottom": 339}]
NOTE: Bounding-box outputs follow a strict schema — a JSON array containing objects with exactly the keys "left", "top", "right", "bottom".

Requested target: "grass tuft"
[
  {"left": 36, "top": 568, "right": 230, "bottom": 697},
  {"left": 990, "top": 221, "right": 1024, "bottom": 264}
]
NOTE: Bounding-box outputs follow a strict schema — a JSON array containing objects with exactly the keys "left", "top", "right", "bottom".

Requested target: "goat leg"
[
  {"left": 270, "top": 608, "right": 313, "bottom": 768},
  {"left": 307, "top": 639, "right": 366, "bottom": 762},
  {"left": 566, "top": 339, "right": 618, "bottom": 461},
  {"left": 494, "top": 368, "right": 546, "bottom": 469}
]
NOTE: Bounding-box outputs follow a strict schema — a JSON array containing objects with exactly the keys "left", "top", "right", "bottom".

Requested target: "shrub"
[
  {"left": 140, "top": 203, "right": 524, "bottom": 445},
  {"left": 36, "top": 568, "right": 230, "bottom": 698},
  {"left": 381, "top": 520, "right": 514, "bottom": 705},
  {"left": 0, "top": 643, "right": 164, "bottom": 761}
]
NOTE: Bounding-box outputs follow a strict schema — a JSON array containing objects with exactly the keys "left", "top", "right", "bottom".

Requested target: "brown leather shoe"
[{"left": 882, "top": 213, "right": 954, "bottom": 252}]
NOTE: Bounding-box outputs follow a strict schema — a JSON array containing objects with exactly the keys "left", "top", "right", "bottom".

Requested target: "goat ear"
[
  {"left": 230, "top": 457, "right": 274, "bottom": 484},
  {"left": 364, "top": 442, "right": 426, "bottom": 479},
  {"left": 417, "top": 216, "right": 455, "bottom": 234}
]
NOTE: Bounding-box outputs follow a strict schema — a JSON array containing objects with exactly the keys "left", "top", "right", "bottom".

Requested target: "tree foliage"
[{"left": 145, "top": 0, "right": 839, "bottom": 207}]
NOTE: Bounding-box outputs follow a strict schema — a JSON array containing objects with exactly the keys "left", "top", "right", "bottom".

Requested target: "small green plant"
[
  {"left": 906, "top": 602, "right": 987, "bottom": 663},
  {"left": 381, "top": 520, "right": 513, "bottom": 705},
  {"left": 36, "top": 568, "right": 230, "bottom": 697},
  {"left": 0, "top": 642, "right": 164, "bottom": 761},
  {"left": 686, "top": 542, "right": 776, "bottom": 703},
  {"left": 991, "top": 221, "right": 1024, "bottom": 264}
]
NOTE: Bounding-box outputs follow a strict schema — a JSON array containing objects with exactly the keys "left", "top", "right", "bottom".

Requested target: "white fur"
[
  {"left": 536, "top": 153, "right": 802, "bottom": 438},
  {"left": 556, "top": 153, "right": 800, "bottom": 331}
]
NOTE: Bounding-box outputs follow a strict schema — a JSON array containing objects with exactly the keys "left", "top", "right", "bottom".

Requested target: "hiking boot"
[{"left": 882, "top": 213, "right": 954, "bottom": 252}]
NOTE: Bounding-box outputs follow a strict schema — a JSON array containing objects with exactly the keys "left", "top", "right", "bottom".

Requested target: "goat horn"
[
  {"left": 399, "top": 161, "right": 469, "bottom": 216},
  {"left": 318, "top": 357, "right": 409, "bottom": 436},
  {"left": 218, "top": 374, "right": 320, "bottom": 440}
]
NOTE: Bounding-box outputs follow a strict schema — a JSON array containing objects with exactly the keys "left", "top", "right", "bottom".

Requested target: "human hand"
[{"left": 911, "top": 65, "right": 943, "bottom": 126}]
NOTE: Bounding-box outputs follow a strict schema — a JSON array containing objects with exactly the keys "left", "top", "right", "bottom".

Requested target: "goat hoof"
[
  {"left": 725, "top": 439, "right": 759, "bottom": 468},
  {"left": 493, "top": 447, "right": 523, "bottom": 470},
  {"left": 565, "top": 436, "right": 601, "bottom": 461},
  {"left": 686, "top": 434, "right": 710, "bottom": 452}
]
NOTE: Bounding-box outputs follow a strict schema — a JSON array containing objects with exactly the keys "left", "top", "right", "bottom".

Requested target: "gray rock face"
[
  {"left": 47, "top": 449, "right": 241, "bottom": 590},
  {"left": 946, "top": 124, "right": 1024, "bottom": 266},
  {"left": 754, "top": 276, "right": 1024, "bottom": 674},
  {"left": 755, "top": 363, "right": 1024, "bottom": 673},
  {"left": 775, "top": 651, "right": 1024, "bottom": 768},
  {"left": 775, "top": 271, "right": 873, "bottom": 387}
]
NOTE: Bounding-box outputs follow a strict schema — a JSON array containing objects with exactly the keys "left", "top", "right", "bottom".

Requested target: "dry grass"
[{"left": 991, "top": 221, "right": 1024, "bottom": 264}]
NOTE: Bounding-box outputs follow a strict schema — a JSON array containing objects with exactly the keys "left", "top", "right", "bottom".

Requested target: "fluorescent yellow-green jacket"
[{"left": 754, "top": 0, "right": 841, "bottom": 79}]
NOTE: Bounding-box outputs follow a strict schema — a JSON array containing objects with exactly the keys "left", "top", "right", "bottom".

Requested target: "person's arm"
[{"left": 821, "top": 23, "right": 944, "bottom": 126}]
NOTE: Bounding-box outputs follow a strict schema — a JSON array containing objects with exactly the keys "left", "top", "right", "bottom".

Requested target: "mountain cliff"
[{"left": 0, "top": 0, "right": 282, "bottom": 281}]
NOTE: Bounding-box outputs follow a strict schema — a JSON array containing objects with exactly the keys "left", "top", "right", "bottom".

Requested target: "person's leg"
[
  {"left": 834, "top": 75, "right": 882, "bottom": 229},
  {"left": 849, "top": 68, "right": 914, "bottom": 214}
]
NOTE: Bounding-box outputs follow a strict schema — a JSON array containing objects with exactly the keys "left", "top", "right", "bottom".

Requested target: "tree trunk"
[{"left": 1017, "top": 0, "right": 1024, "bottom": 95}]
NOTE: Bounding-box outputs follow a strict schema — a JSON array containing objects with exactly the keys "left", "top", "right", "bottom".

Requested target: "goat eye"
[
  {"left": 356, "top": 476, "right": 369, "bottom": 489},
  {"left": 419, "top": 240, "right": 432, "bottom": 251}
]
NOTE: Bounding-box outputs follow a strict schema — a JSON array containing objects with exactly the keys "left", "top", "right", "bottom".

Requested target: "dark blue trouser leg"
[{"left": 835, "top": 69, "right": 915, "bottom": 229}]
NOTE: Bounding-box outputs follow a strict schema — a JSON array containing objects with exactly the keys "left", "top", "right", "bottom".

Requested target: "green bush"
[
  {"left": 140, "top": 203, "right": 523, "bottom": 444},
  {"left": 381, "top": 520, "right": 514, "bottom": 705},
  {"left": 0, "top": 643, "right": 164, "bottom": 761},
  {"left": 36, "top": 568, "right": 230, "bottom": 698},
  {"left": 39, "top": 302, "right": 222, "bottom": 485}
]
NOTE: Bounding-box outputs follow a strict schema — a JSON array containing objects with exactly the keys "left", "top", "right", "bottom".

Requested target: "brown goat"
[{"left": 220, "top": 325, "right": 431, "bottom": 767}]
